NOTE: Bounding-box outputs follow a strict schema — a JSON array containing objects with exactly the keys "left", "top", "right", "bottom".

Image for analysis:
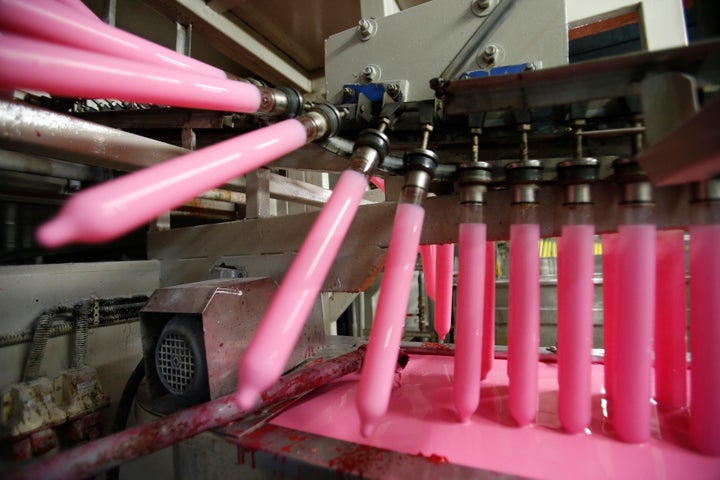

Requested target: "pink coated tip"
[
  {"left": 457, "top": 412, "right": 472, "bottom": 424},
  {"left": 36, "top": 217, "right": 76, "bottom": 248},
  {"left": 235, "top": 387, "right": 259, "bottom": 412},
  {"left": 360, "top": 420, "right": 376, "bottom": 438}
]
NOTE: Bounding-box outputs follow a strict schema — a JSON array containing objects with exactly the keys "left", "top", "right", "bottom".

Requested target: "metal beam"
[
  {"left": 442, "top": 40, "right": 720, "bottom": 115},
  {"left": 148, "top": 180, "right": 693, "bottom": 291},
  {"left": 566, "top": 0, "right": 687, "bottom": 51},
  {"left": 144, "top": 0, "right": 313, "bottom": 91}
]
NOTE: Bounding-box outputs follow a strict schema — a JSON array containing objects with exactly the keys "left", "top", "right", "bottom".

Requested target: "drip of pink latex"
[
  {"left": 235, "top": 170, "right": 369, "bottom": 410},
  {"left": 601, "top": 233, "right": 618, "bottom": 417},
  {"left": 357, "top": 203, "right": 425, "bottom": 437},
  {"left": 0, "top": 0, "right": 226, "bottom": 79},
  {"left": 36, "top": 120, "right": 307, "bottom": 247},
  {"left": 435, "top": 244, "right": 454, "bottom": 341},
  {"left": 655, "top": 230, "right": 687, "bottom": 409},
  {"left": 454, "top": 223, "right": 486, "bottom": 423},
  {"left": 615, "top": 224, "right": 656, "bottom": 443},
  {"left": 508, "top": 223, "right": 539, "bottom": 427},
  {"left": 370, "top": 177, "right": 385, "bottom": 192},
  {"left": 419, "top": 245, "right": 437, "bottom": 301},
  {"left": 689, "top": 224, "right": 720, "bottom": 456},
  {"left": 557, "top": 224, "right": 595, "bottom": 433},
  {"left": 0, "top": 34, "right": 260, "bottom": 113},
  {"left": 53, "top": 0, "right": 98, "bottom": 21},
  {"left": 481, "top": 241, "right": 496, "bottom": 381}
]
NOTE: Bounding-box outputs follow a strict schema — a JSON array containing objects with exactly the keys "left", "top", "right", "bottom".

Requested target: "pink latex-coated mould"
[
  {"left": 481, "top": 241, "right": 495, "bottom": 381},
  {"left": 36, "top": 119, "right": 306, "bottom": 247},
  {"left": 0, "top": 0, "right": 226, "bottom": 79},
  {"left": 0, "top": 34, "right": 259, "bottom": 113},
  {"left": 454, "top": 223, "right": 486, "bottom": 423},
  {"left": 601, "top": 233, "right": 619, "bottom": 417},
  {"left": 557, "top": 224, "right": 595, "bottom": 433},
  {"left": 272, "top": 356, "right": 720, "bottom": 480},
  {"left": 615, "top": 224, "right": 656, "bottom": 443},
  {"left": 357, "top": 203, "right": 425, "bottom": 437},
  {"left": 419, "top": 244, "right": 437, "bottom": 301},
  {"left": 690, "top": 224, "right": 720, "bottom": 456},
  {"left": 235, "top": 170, "right": 369, "bottom": 411},
  {"left": 655, "top": 230, "right": 687, "bottom": 409},
  {"left": 508, "top": 223, "right": 539, "bottom": 427},
  {"left": 435, "top": 244, "right": 454, "bottom": 341}
]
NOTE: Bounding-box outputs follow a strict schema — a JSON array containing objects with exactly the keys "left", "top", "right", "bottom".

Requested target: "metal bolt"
[
  {"left": 361, "top": 65, "right": 379, "bottom": 82},
  {"left": 524, "top": 62, "right": 536, "bottom": 71},
  {"left": 482, "top": 45, "right": 498, "bottom": 64},
  {"left": 471, "top": 0, "right": 493, "bottom": 16},
  {"left": 386, "top": 83, "right": 400, "bottom": 98},
  {"left": 342, "top": 87, "right": 354, "bottom": 99},
  {"left": 357, "top": 18, "right": 377, "bottom": 41}
]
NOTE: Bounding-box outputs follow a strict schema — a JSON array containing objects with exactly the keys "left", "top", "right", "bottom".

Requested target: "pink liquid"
[
  {"left": 235, "top": 170, "right": 369, "bottom": 410},
  {"left": 419, "top": 244, "right": 437, "bottom": 301},
  {"left": 557, "top": 224, "right": 595, "bottom": 433},
  {"left": 0, "top": 34, "right": 260, "bottom": 113},
  {"left": 435, "top": 243, "right": 454, "bottom": 341},
  {"left": 601, "top": 233, "right": 619, "bottom": 414},
  {"left": 36, "top": 119, "right": 307, "bottom": 247},
  {"left": 0, "top": 0, "right": 226, "bottom": 79},
  {"left": 481, "top": 241, "right": 495, "bottom": 380},
  {"left": 689, "top": 224, "right": 720, "bottom": 456},
  {"left": 53, "top": 0, "right": 99, "bottom": 21},
  {"left": 356, "top": 203, "right": 425, "bottom": 437},
  {"left": 454, "top": 223, "right": 486, "bottom": 422},
  {"left": 655, "top": 230, "right": 687, "bottom": 409},
  {"left": 508, "top": 223, "right": 540, "bottom": 427},
  {"left": 272, "top": 357, "right": 720, "bottom": 480},
  {"left": 615, "top": 224, "right": 656, "bottom": 443}
]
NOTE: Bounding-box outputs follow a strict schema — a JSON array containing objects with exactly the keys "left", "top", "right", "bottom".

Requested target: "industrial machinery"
[{"left": 1, "top": 0, "right": 719, "bottom": 478}]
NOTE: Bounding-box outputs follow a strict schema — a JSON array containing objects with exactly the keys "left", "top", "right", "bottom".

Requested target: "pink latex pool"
[{"left": 270, "top": 355, "right": 720, "bottom": 479}]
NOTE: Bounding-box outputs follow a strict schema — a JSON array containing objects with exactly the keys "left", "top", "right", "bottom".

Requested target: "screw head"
[
  {"left": 342, "top": 87, "right": 354, "bottom": 99},
  {"left": 481, "top": 45, "right": 499, "bottom": 64},
  {"left": 361, "top": 65, "right": 380, "bottom": 82},
  {"left": 356, "top": 18, "right": 377, "bottom": 41}
]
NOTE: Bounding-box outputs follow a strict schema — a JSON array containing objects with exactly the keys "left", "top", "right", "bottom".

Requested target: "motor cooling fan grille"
[{"left": 155, "top": 331, "right": 196, "bottom": 394}]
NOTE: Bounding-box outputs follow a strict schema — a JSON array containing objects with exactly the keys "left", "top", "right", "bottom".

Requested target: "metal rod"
[{"left": 5, "top": 348, "right": 367, "bottom": 480}]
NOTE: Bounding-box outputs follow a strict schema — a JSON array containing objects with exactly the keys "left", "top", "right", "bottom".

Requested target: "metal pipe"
[
  {"left": 0, "top": 150, "right": 108, "bottom": 182},
  {"left": 6, "top": 348, "right": 367, "bottom": 480}
]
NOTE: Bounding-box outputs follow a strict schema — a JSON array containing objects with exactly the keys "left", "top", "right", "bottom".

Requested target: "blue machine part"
[
  {"left": 459, "top": 63, "right": 529, "bottom": 80},
  {"left": 341, "top": 83, "right": 386, "bottom": 103}
]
